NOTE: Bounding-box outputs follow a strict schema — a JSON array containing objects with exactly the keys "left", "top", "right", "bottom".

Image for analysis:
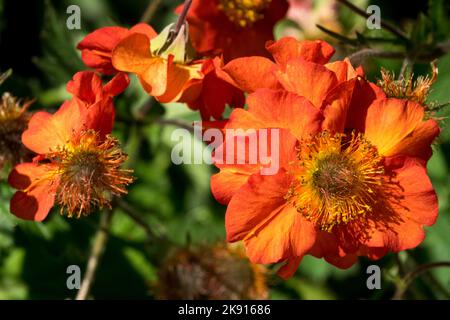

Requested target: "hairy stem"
[
  {"left": 75, "top": 209, "right": 114, "bottom": 300},
  {"left": 140, "top": 0, "right": 163, "bottom": 23},
  {"left": 393, "top": 262, "right": 450, "bottom": 300}
]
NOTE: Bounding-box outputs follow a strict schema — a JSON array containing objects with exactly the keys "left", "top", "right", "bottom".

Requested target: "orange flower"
[
  {"left": 217, "top": 37, "right": 386, "bottom": 128},
  {"left": 218, "top": 37, "right": 371, "bottom": 95},
  {"left": 77, "top": 23, "right": 157, "bottom": 75},
  {"left": 211, "top": 87, "right": 440, "bottom": 278},
  {"left": 8, "top": 71, "right": 132, "bottom": 221},
  {"left": 179, "top": 0, "right": 289, "bottom": 62},
  {"left": 112, "top": 23, "right": 204, "bottom": 103}
]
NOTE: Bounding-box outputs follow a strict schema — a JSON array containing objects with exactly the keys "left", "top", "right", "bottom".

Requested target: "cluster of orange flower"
[{"left": 1, "top": 0, "right": 442, "bottom": 278}]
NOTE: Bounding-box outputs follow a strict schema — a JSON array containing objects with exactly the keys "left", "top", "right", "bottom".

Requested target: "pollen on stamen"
[
  {"left": 50, "top": 130, "right": 134, "bottom": 218},
  {"left": 218, "top": 0, "right": 272, "bottom": 28},
  {"left": 377, "top": 62, "right": 438, "bottom": 107},
  {"left": 286, "top": 131, "right": 388, "bottom": 232}
]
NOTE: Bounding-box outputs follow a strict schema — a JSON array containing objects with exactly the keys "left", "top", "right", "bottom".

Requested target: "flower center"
[
  {"left": 52, "top": 131, "right": 133, "bottom": 218},
  {"left": 218, "top": 0, "right": 272, "bottom": 28},
  {"left": 287, "top": 131, "right": 386, "bottom": 232}
]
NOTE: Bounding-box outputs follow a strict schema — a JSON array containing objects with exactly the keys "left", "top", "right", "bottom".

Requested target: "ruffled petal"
[
  {"left": 275, "top": 59, "right": 338, "bottom": 108},
  {"left": 8, "top": 163, "right": 59, "bottom": 221},
  {"left": 364, "top": 98, "right": 438, "bottom": 159},
  {"left": 267, "top": 38, "right": 335, "bottom": 65},
  {"left": 22, "top": 100, "right": 83, "bottom": 154}
]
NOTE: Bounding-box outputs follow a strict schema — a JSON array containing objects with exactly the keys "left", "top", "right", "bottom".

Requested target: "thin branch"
[
  {"left": 316, "top": 24, "right": 358, "bottom": 45},
  {"left": 140, "top": 0, "right": 163, "bottom": 24},
  {"left": 0, "top": 69, "right": 12, "bottom": 85},
  {"left": 347, "top": 47, "right": 450, "bottom": 66},
  {"left": 158, "top": 0, "right": 193, "bottom": 54},
  {"left": 157, "top": 118, "right": 194, "bottom": 133},
  {"left": 115, "top": 198, "right": 164, "bottom": 241},
  {"left": 337, "top": 0, "right": 409, "bottom": 41},
  {"left": 75, "top": 209, "right": 114, "bottom": 300},
  {"left": 393, "top": 262, "right": 450, "bottom": 300},
  {"left": 348, "top": 48, "right": 405, "bottom": 66},
  {"left": 175, "top": 0, "right": 193, "bottom": 35}
]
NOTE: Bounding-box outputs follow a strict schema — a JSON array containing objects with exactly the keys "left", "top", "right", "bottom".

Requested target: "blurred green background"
[{"left": 0, "top": 0, "right": 449, "bottom": 299}]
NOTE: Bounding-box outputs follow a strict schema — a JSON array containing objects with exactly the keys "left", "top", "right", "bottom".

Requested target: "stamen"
[
  {"left": 218, "top": 0, "right": 272, "bottom": 28},
  {"left": 49, "top": 131, "right": 133, "bottom": 218},
  {"left": 286, "top": 131, "right": 388, "bottom": 232}
]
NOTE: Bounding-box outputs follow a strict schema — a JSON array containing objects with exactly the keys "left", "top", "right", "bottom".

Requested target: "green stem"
[
  {"left": 75, "top": 209, "right": 114, "bottom": 300},
  {"left": 393, "top": 262, "right": 450, "bottom": 300}
]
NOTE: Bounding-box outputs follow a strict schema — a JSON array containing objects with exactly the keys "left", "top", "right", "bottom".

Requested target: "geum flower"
[
  {"left": 77, "top": 23, "right": 157, "bottom": 75},
  {"left": 211, "top": 88, "right": 440, "bottom": 278},
  {"left": 111, "top": 22, "right": 244, "bottom": 119},
  {"left": 8, "top": 71, "right": 133, "bottom": 221},
  {"left": 216, "top": 37, "right": 385, "bottom": 107},
  {"left": 179, "top": 0, "right": 289, "bottom": 62}
]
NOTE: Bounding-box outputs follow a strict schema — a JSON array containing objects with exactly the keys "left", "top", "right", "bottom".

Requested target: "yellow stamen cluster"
[
  {"left": 377, "top": 63, "right": 438, "bottom": 106},
  {"left": 218, "top": 0, "right": 272, "bottom": 28},
  {"left": 49, "top": 130, "right": 133, "bottom": 218},
  {"left": 286, "top": 131, "right": 386, "bottom": 232}
]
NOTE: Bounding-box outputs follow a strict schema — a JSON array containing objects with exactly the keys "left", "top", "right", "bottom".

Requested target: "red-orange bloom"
[
  {"left": 111, "top": 25, "right": 245, "bottom": 117},
  {"left": 111, "top": 24, "right": 204, "bottom": 103},
  {"left": 218, "top": 37, "right": 386, "bottom": 128},
  {"left": 218, "top": 37, "right": 369, "bottom": 95},
  {"left": 211, "top": 89, "right": 439, "bottom": 279},
  {"left": 8, "top": 71, "right": 132, "bottom": 221},
  {"left": 180, "top": 0, "right": 289, "bottom": 62},
  {"left": 77, "top": 23, "right": 157, "bottom": 75}
]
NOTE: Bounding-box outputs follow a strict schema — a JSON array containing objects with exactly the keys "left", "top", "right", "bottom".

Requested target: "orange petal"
[
  {"left": 245, "top": 204, "right": 316, "bottom": 264},
  {"left": 138, "top": 57, "right": 169, "bottom": 97},
  {"left": 77, "top": 26, "right": 131, "bottom": 75},
  {"left": 226, "top": 172, "right": 316, "bottom": 264},
  {"left": 211, "top": 169, "right": 256, "bottom": 205},
  {"left": 364, "top": 98, "right": 437, "bottom": 158},
  {"left": 219, "top": 57, "right": 279, "bottom": 93},
  {"left": 156, "top": 59, "right": 204, "bottom": 103},
  {"left": 112, "top": 33, "right": 153, "bottom": 74},
  {"left": 321, "top": 79, "right": 356, "bottom": 132},
  {"left": 22, "top": 100, "right": 83, "bottom": 154},
  {"left": 245, "top": 89, "right": 324, "bottom": 140},
  {"left": 66, "top": 71, "right": 103, "bottom": 104},
  {"left": 8, "top": 163, "right": 59, "bottom": 221},
  {"left": 345, "top": 78, "right": 386, "bottom": 132},
  {"left": 389, "top": 157, "right": 438, "bottom": 227},
  {"left": 277, "top": 257, "right": 303, "bottom": 279},
  {"left": 212, "top": 129, "right": 298, "bottom": 204},
  {"left": 309, "top": 231, "right": 358, "bottom": 269},
  {"left": 226, "top": 171, "right": 292, "bottom": 242},
  {"left": 359, "top": 157, "right": 437, "bottom": 252},
  {"left": 325, "top": 59, "right": 359, "bottom": 82},
  {"left": 267, "top": 38, "right": 335, "bottom": 65},
  {"left": 275, "top": 59, "right": 338, "bottom": 108},
  {"left": 103, "top": 72, "right": 130, "bottom": 97},
  {"left": 129, "top": 23, "right": 158, "bottom": 40}
]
